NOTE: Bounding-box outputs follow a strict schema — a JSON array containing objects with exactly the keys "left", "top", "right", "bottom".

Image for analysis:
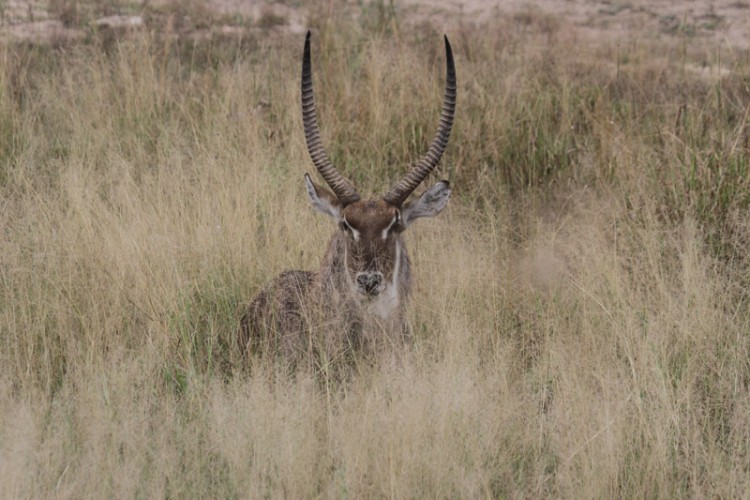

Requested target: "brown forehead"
[{"left": 343, "top": 199, "right": 397, "bottom": 229}]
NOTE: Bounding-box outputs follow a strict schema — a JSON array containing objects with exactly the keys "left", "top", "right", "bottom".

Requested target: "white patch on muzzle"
[
  {"left": 367, "top": 241, "right": 400, "bottom": 320},
  {"left": 344, "top": 240, "right": 401, "bottom": 320}
]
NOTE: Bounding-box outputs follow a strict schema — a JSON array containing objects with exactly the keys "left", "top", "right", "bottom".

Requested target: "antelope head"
[{"left": 301, "top": 32, "right": 456, "bottom": 300}]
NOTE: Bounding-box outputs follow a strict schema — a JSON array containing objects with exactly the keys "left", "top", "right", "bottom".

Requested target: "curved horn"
[
  {"left": 383, "top": 35, "right": 456, "bottom": 207},
  {"left": 301, "top": 31, "right": 360, "bottom": 205}
]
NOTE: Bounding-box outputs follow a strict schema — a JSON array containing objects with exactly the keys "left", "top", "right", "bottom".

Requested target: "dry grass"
[{"left": 1, "top": 5, "right": 750, "bottom": 498}]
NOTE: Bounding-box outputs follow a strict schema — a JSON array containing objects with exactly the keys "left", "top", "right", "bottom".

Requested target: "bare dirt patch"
[
  {"left": 1, "top": 1, "right": 748, "bottom": 49},
  {"left": 398, "top": 0, "right": 750, "bottom": 49}
]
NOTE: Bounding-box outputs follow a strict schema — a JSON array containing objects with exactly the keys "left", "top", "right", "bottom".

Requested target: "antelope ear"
[
  {"left": 400, "top": 180, "right": 451, "bottom": 228},
  {"left": 304, "top": 173, "right": 342, "bottom": 219}
]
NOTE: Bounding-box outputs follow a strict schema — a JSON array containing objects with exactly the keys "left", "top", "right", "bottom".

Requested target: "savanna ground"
[{"left": 2, "top": 0, "right": 750, "bottom": 497}]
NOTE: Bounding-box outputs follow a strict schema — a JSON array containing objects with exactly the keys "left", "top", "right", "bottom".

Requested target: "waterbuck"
[{"left": 240, "top": 32, "right": 455, "bottom": 365}]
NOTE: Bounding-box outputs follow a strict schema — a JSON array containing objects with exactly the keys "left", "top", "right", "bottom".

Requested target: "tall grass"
[{"left": 1, "top": 6, "right": 750, "bottom": 497}]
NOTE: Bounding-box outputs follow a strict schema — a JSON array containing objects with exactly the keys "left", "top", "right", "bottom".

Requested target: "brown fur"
[
  {"left": 239, "top": 199, "right": 412, "bottom": 367},
  {"left": 240, "top": 32, "right": 454, "bottom": 368}
]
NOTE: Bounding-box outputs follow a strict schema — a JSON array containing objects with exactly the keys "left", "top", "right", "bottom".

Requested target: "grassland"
[{"left": 1, "top": 2, "right": 750, "bottom": 497}]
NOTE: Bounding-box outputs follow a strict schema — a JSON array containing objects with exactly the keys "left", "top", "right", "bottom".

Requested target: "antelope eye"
[{"left": 340, "top": 220, "right": 355, "bottom": 234}]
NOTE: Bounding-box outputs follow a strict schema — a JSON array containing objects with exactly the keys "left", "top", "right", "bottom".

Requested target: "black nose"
[{"left": 356, "top": 273, "right": 382, "bottom": 295}]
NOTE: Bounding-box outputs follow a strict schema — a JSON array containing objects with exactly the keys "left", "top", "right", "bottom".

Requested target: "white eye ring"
[
  {"left": 342, "top": 219, "right": 360, "bottom": 241},
  {"left": 382, "top": 214, "right": 398, "bottom": 241}
]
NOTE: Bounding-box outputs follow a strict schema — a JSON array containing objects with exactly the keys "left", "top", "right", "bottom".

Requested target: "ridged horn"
[
  {"left": 383, "top": 35, "right": 456, "bottom": 207},
  {"left": 301, "top": 31, "right": 360, "bottom": 205}
]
